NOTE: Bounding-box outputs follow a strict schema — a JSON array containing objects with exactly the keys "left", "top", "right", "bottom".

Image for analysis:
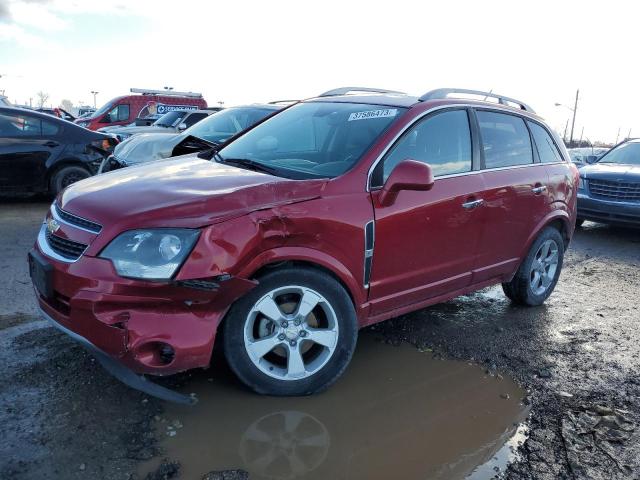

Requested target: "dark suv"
[{"left": 30, "top": 88, "right": 578, "bottom": 400}]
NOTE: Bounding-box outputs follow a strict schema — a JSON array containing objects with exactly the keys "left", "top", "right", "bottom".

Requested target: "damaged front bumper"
[{"left": 42, "top": 307, "right": 197, "bottom": 405}]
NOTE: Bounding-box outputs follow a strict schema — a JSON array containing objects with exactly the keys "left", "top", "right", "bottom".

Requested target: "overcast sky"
[{"left": 0, "top": 0, "right": 638, "bottom": 143}]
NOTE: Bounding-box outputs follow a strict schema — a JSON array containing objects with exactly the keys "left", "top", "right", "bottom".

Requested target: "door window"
[
  {"left": 183, "top": 112, "right": 208, "bottom": 127},
  {"left": 378, "top": 109, "right": 472, "bottom": 184},
  {"left": 528, "top": 121, "right": 563, "bottom": 163},
  {"left": 104, "top": 104, "right": 130, "bottom": 122},
  {"left": 477, "top": 111, "right": 533, "bottom": 168},
  {"left": 0, "top": 113, "right": 42, "bottom": 136}
]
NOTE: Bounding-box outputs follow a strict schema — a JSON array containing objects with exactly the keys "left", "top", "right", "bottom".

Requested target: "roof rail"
[
  {"left": 419, "top": 88, "right": 535, "bottom": 113},
  {"left": 268, "top": 99, "right": 300, "bottom": 105},
  {"left": 130, "top": 88, "right": 203, "bottom": 98},
  {"left": 318, "top": 87, "right": 406, "bottom": 97}
]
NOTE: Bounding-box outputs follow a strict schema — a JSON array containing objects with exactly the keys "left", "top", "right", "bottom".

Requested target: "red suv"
[{"left": 29, "top": 88, "right": 578, "bottom": 400}]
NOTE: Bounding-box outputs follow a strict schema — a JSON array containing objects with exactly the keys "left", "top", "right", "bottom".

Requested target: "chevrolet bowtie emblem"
[{"left": 47, "top": 218, "right": 60, "bottom": 234}]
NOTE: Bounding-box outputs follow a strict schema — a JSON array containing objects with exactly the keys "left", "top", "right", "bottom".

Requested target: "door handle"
[
  {"left": 462, "top": 199, "right": 484, "bottom": 210},
  {"left": 43, "top": 141, "right": 59, "bottom": 148},
  {"left": 532, "top": 185, "right": 547, "bottom": 194}
]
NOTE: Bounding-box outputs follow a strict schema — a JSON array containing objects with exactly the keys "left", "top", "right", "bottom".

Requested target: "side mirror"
[
  {"left": 378, "top": 160, "right": 434, "bottom": 207},
  {"left": 586, "top": 155, "right": 598, "bottom": 164},
  {"left": 178, "top": 122, "right": 188, "bottom": 131}
]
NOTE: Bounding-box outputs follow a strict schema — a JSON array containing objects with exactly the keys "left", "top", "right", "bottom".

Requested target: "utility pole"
[
  {"left": 90, "top": 91, "right": 99, "bottom": 108},
  {"left": 615, "top": 127, "right": 621, "bottom": 144},
  {"left": 628, "top": 128, "right": 632, "bottom": 140},
  {"left": 563, "top": 119, "right": 569, "bottom": 143},
  {"left": 569, "top": 89, "right": 579, "bottom": 146}
]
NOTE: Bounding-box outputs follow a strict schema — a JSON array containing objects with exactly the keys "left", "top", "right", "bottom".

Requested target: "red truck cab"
[{"left": 74, "top": 88, "right": 207, "bottom": 131}]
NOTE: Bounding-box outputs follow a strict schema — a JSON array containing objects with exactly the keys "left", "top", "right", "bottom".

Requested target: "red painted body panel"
[{"left": 33, "top": 96, "right": 577, "bottom": 377}]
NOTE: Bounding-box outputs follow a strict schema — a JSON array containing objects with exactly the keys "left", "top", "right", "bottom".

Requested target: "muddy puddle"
[{"left": 140, "top": 333, "right": 528, "bottom": 480}]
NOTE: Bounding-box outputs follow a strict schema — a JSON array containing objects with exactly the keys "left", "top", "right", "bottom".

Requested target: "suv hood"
[
  {"left": 581, "top": 163, "right": 640, "bottom": 180},
  {"left": 59, "top": 156, "right": 327, "bottom": 230},
  {"left": 114, "top": 132, "right": 183, "bottom": 165}
]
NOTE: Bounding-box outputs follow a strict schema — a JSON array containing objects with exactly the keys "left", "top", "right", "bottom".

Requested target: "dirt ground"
[{"left": 1, "top": 198, "right": 638, "bottom": 479}]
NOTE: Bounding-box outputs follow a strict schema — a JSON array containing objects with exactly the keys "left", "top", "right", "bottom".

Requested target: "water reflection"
[{"left": 141, "top": 333, "right": 528, "bottom": 480}]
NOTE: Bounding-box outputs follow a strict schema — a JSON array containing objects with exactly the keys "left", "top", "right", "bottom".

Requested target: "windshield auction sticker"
[{"left": 348, "top": 109, "right": 398, "bottom": 121}]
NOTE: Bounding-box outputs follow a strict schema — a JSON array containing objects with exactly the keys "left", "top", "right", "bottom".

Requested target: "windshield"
[
  {"left": 598, "top": 142, "right": 640, "bottom": 165},
  {"left": 186, "top": 107, "right": 276, "bottom": 144},
  {"left": 217, "top": 102, "right": 406, "bottom": 179},
  {"left": 92, "top": 100, "right": 115, "bottom": 118},
  {"left": 153, "top": 111, "right": 186, "bottom": 128}
]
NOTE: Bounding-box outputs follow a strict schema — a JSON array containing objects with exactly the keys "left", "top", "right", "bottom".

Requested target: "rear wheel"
[
  {"left": 50, "top": 165, "right": 91, "bottom": 195},
  {"left": 502, "top": 227, "right": 564, "bottom": 306},
  {"left": 223, "top": 267, "right": 358, "bottom": 395}
]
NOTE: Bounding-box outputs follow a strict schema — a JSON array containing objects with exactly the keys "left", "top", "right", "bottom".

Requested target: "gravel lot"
[{"left": 1, "top": 198, "right": 638, "bottom": 479}]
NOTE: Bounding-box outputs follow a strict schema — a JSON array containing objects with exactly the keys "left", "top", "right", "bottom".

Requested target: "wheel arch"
[
  {"left": 237, "top": 247, "right": 366, "bottom": 315},
  {"left": 46, "top": 159, "right": 93, "bottom": 191},
  {"left": 521, "top": 210, "right": 572, "bottom": 258}
]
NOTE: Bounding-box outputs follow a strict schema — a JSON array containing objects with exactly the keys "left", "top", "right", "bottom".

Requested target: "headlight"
[
  {"left": 100, "top": 229, "right": 199, "bottom": 280},
  {"left": 578, "top": 177, "right": 585, "bottom": 189}
]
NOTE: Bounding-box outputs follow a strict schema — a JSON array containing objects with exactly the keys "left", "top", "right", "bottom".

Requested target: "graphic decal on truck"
[{"left": 137, "top": 102, "right": 198, "bottom": 118}]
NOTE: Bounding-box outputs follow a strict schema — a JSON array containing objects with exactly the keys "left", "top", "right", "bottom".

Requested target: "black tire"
[
  {"left": 501, "top": 226, "right": 565, "bottom": 306},
  {"left": 575, "top": 218, "right": 585, "bottom": 228},
  {"left": 50, "top": 165, "right": 91, "bottom": 195},
  {"left": 223, "top": 267, "right": 358, "bottom": 396}
]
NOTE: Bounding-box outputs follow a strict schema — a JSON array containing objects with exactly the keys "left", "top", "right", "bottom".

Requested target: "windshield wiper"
[{"left": 219, "top": 157, "right": 281, "bottom": 176}]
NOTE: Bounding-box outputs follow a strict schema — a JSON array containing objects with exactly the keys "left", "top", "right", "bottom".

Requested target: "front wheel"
[
  {"left": 502, "top": 227, "right": 565, "bottom": 306},
  {"left": 223, "top": 267, "right": 358, "bottom": 396}
]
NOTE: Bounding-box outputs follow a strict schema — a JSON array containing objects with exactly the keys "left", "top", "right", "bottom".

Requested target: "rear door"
[
  {"left": 368, "top": 108, "right": 485, "bottom": 315},
  {"left": 0, "top": 111, "right": 64, "bottom": 190},
  {"left": 472, "top": 110, "right": 549, "bottom": 283}
]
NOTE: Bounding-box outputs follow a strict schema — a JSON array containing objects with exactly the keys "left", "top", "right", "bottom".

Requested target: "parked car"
[
  {"left": 30, "top": 88, "right": 578, "bottom": 401},
  {"left": 0, "top": 107, "right": 117, "bottom": 195},
  {"left": 74, "top": 88, "right": 207, "bottom": 131},
  {"left": 77, "top": 106, "right": 96, "bottom": 117},
  {"left": 37, "top": 107, "right": 76, "bottom": 122},
  {"left": 576, "top": 139, "right": 640, "bottom": 226},
  {"left": 97, "top": 109, "right": 217, "bottom": 142},
  {"left": 99, "top": 104, "right": 282, "bottom": 173},
  {"left": 568, "top": 147, "right": 608, "bottom": 167},
  {"left": 0, "top": 95, "right": 12, "bottom": 107}
]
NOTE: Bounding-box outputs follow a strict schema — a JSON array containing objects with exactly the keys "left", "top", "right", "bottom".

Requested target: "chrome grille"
[
  {"left": 45, "top": 231, "right": 87, "bottom": 260},
  {"left": 588, "top": 179, "right": 640, "bottom": 202},
  {"left": 54, "top": 203, "right": 102, "bottom": 233}
]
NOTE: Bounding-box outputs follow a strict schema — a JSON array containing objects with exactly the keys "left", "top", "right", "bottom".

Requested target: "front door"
[{"left": 368, "top": 108, "right": 484, "bottom": 315}]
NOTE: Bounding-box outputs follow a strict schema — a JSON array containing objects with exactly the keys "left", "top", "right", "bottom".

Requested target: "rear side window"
[
  {"left": 381, "top": 109, "right": 472, "bottom": 182},
  {"left": 0, "top": 113, "right": 42, "bottom": 136},
  {"left": 528, "top": 121, "right": 562, "bottom": 163},
  {"left": 42, "top": 120, "right": 60, "bottom": 135},
  {"left": 477, "top": 111, "right": 533, "bottom": 168}
]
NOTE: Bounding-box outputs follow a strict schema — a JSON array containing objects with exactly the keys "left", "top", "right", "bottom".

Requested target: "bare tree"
[
  {"left": 36, "top": 91, "right": 49, "bottom": 108},
  {"left": 60, "top": 99, "right": 74, "bottom": 112}
]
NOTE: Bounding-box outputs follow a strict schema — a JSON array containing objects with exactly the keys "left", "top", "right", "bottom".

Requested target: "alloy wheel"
[{"left": 529, "top": 239, "right": 559, "bottom": 295}]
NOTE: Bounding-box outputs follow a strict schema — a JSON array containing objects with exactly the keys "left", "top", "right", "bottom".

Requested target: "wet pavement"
[
  {"left": 140, "top": 335, "right": 528, "bottom": 480},
  {"left": 1, "top": 199, "right": 639, "bottom": 480}
]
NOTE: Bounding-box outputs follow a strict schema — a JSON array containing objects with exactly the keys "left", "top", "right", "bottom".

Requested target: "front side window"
[
  {"left": 597, "top": 142, "right": 640, "bottom": 166},
  {"left": 477, "top": 111, "right": 533, "bottom": 168},
  {"left": 183, "top": 112, "right": 207, "bottom": 127},
  {"left": 0, "top": 113, "right": 42, "bottom": 136},
  {"left": 378, "top": 109, "right": 472, "bottom": 185},
  {"left": 217, "top": 102, "right": 405, "bottom": 179},
  {"left": 528, "top": 121, "right": 562, "bottom": 163},
  {"left": 104, "top": 104, "right": 130, "bottom": 123}
]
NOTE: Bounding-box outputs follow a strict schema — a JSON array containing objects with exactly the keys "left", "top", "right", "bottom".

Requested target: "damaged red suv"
[{"left": 30, "top": 87, "right": 578, "bottom": 401}]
